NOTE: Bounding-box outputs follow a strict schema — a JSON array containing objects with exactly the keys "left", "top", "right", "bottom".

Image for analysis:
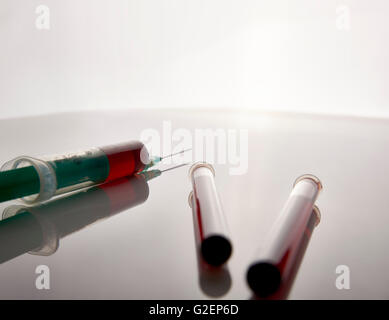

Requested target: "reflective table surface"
[{"left": 0, "top": 109, "right": 388, "bottom": 299}]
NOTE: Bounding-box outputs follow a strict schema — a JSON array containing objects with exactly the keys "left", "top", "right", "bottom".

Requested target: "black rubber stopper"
[
  {"left": 201, "top": 235, "right": 232, "bottom": 267},
  {"left": 246, "top": 262, "right": 282, "bottom": 297}
]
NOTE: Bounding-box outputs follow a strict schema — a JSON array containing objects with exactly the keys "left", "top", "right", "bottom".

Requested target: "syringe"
[{"left": 0, "top": 141, "right": 190, "bottom": 204}]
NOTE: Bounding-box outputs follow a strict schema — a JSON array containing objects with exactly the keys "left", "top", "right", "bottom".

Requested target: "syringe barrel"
[
  {"left": 246, "top": 175, "right": 322, "bottom": 298},
  {"left": 189, "top": 162, "right": 232, "bottom": 267},
  {"left": 100, "top": 141, "right": 148, "bottom": 182},
  {"left": 0, "top": 141, "right": 149, "bottom": 204}
]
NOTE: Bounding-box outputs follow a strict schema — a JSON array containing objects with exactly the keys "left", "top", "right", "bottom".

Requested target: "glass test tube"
[
  {"left": 189, "top": 162, "right": 232, "bottom": 267},
  {"left": 188, "top": 191, "right": 232, "bottom": 297},
  {"left": 246, "top": 174, "right": 323, "bottom": 298},
  {"left": 266, "top": 206, "right": 321, "bottom": 300}
]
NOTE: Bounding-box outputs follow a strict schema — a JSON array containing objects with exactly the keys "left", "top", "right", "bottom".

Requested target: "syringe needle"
[
  {"left": 160, "top": 148, "right": 192, "bottom": 160},
  {"left": 138, "top": 163, "right": 190, "bottom": 181},
  {"left": 142, "top": 148, "right": 192, "bottom": 172}
]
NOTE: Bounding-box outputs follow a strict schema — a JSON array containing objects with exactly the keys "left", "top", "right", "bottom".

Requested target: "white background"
[{"left": 0, "top": 0, "right": 388, "bottom": 119}]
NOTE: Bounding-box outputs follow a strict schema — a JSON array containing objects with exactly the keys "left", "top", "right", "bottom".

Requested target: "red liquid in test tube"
[
  {"left": 246, "top": 175, "right": 323, "bottom": 298},
  {"left": 189, "top": 162, "right": 232, "bottom": 267}
]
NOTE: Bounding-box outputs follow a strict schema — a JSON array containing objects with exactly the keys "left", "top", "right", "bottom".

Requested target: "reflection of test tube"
[
  {"left": 0, "top": 174, "right": 150, "bottom": 264},
  {"left": 189, "top": 163, "right": 232, "bottom": 267},
  {"left": 246, "top": 175, "right": 323, "bottom": 298}
]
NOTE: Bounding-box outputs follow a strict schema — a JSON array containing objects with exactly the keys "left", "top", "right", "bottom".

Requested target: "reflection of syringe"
[
  {"left": 0, "top": 163, "right": 188, "bottom": 265},
  {"left": 0, "top": 141, "right": 190, "bottom": 204},
  {"left": 139, "top": 162, "right": 189, "bottom": 181}
]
